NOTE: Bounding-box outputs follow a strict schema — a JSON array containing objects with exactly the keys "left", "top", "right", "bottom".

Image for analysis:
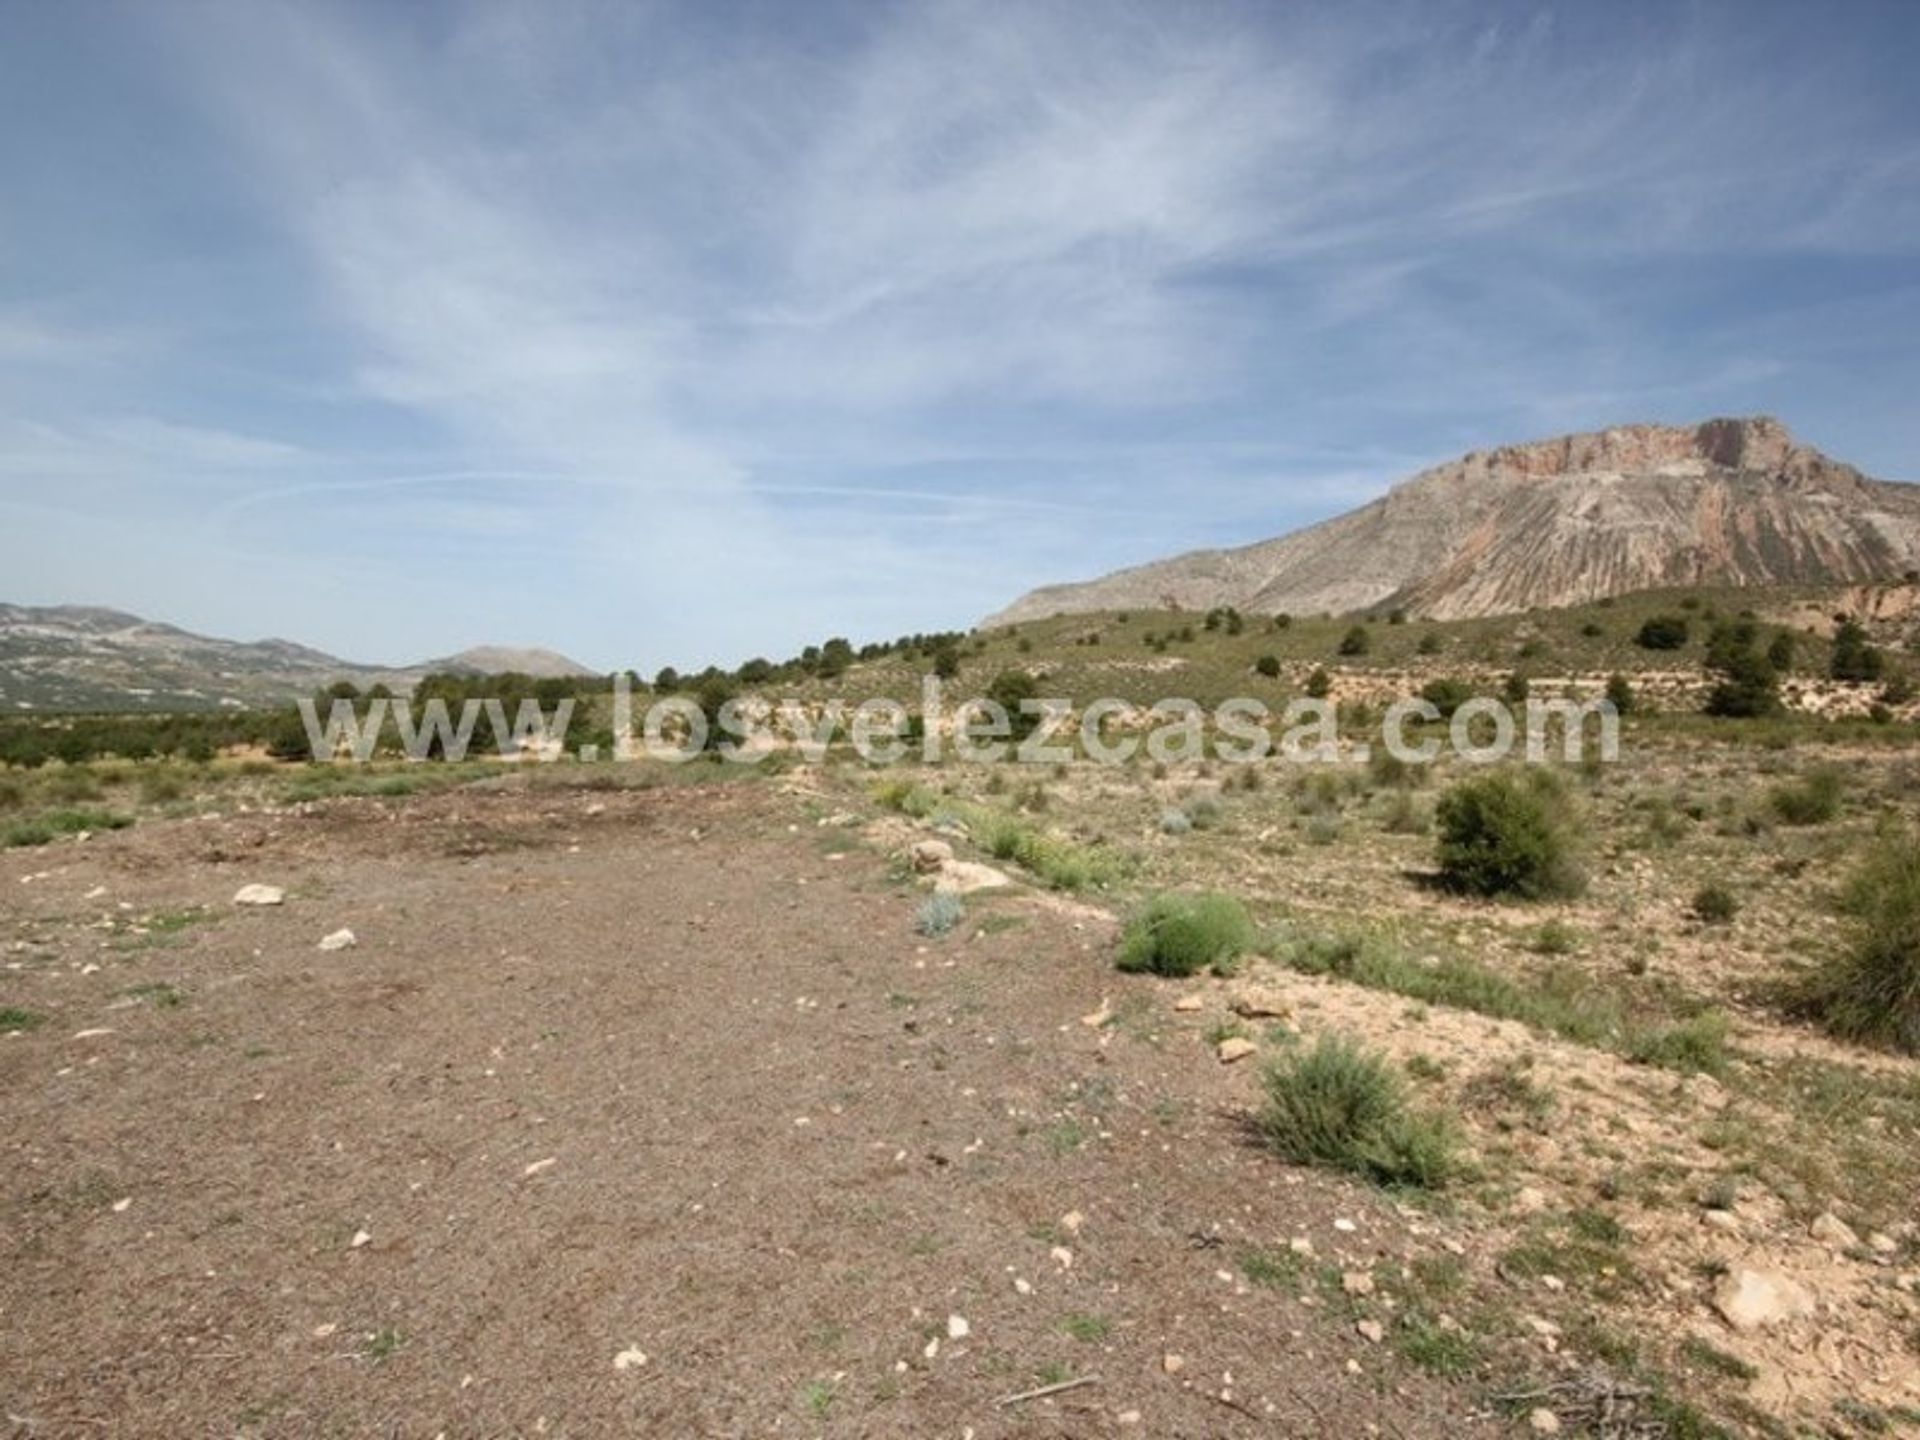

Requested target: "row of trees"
[
  {"left": 0, "top": 711, "right": 283, "bottom": 768},
  {"left": 648, "top": 629, "right": 970, "bottom": 694}
]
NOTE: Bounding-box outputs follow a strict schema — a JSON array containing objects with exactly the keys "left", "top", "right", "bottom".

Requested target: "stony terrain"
[
  {"left": 3, "top": 582, "right": 1920, "bottom": 1437},
  {"left": 984, "top": 418, "right": 1920, "bottom": 626},
  {"left": 2, "top": 775, "right": 1499, "bottom": 1438},
  {"left": 1, "top": 710, "right": 1917, "bottom": 1436}
]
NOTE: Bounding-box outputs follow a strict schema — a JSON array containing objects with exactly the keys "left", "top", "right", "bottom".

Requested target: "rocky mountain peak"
[{"left": 983, "top": 416, "right": 1919, "bottom": 627}]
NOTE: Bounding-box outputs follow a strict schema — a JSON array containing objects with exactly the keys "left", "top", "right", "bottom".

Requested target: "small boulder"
[
  {"left": 233, "top": 884, "right": 285, "bottom": 906},
  {"left": 1172, "top": 994, "right": 1205, "bottom": 1013},
  {"left": 1711, "top": 1267, "right": 1815, "bottom": 1332},
  {"left": 1809, "top": 1213, "right": 1858, "bottom": 1249},
  {"left": 1528, "top": 1409, "right": 1562, "bottom": 1435},
  {"left": 934, "top": 860, "right": 1011, "bottom": 895},
  {"left": 317, "top": 928, "right": 357, "bottom": 952},
  {"left": 1230, "top": 989, "right": 1290, "bottom": 1020},
  {"left": 910, "top": 840, "right": 954, "bottom": 875},
  {"left": 1216, "top": 1037, "right": 1258, "bottom": 1064}
]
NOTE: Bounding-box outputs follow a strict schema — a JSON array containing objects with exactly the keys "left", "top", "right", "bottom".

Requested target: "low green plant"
[
  {"left": 2, "top": 808, "right": 132, "bottom": 848},
  {"left": 1185, "top": 794, "right": 1223, "bottom": 830},
  {"left": 1799, "top": 829, "right": 1920, "bottom": 1054},
  {"left": 1530, "top": 918, "right": 1579, "bottom": 955},
  {"left": 1255, "top": 1034, "right": 1460, "bottom": 1189},
  {"left": 1380, "top": 790, "right": 1430, "bottom": 835},
  {"left": 1117, "top": 892, "right": 1255, "bottom": 977},
  {"left": 1395, "top": 1314, "right": 1480, "bottom": 1376},
  {"left": 915, "top": 893, "right": 965, "bottom": 938},
  {"left": 1691, "top": 884, "right": 1740, "bottom": 924},
  {"left": 1626, "top": 1011, "right": 1731, "bottom": 1076},
  {"left": 1434, "top": 770, "right": 1585, "bottom": 900},
  {"left": 1636, "top": 615, "right": 1691, "bottom": 650},
  {"left": 1768, "top": 767, "right": 1844, "bottom": 826},
  {"left": 1060, "top": 1312, "right": 1111, "bottom": 1342}
]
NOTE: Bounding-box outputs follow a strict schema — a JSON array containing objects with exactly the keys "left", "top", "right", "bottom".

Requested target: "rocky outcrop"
[{"left": 983, "top": 418, "right": 1920, "bottom": 625}]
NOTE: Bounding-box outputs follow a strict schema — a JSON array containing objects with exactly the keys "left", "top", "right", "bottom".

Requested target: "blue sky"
[{"left": 2, "top": 0, "right": 1916, "bottom": 672}]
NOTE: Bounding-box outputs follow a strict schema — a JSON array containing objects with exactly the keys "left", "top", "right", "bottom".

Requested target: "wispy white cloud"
[{"left": 0, "top": 0, "right": 1915, "bottom": 666}]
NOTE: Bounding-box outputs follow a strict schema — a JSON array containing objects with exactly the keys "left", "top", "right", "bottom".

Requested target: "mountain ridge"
[
  {"left": 983, "top": 417, "right": 1920, "bottom": 627},
  {"left": 0, "top": 605, "right": 596, "bottom": 713}
]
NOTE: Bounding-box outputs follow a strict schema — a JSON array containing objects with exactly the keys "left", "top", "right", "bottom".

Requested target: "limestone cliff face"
[{"left": 982, "top": 418, "right": 1920, "bottom": 626}]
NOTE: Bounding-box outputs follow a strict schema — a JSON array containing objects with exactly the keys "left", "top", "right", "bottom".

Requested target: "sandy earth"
[{"left": 1, "top": 780, "right": 1501, "bottom": 1438}]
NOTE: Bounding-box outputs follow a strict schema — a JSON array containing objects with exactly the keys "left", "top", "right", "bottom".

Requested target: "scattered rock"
[
  {"left": 1810, "top": 1213, "right": 1858, "bottom": 1249},
  {"left": 934, "top": 861, "right": 1011, "bottom": 895},
  {"left": 233, "top": 884, "right": 286, "bottom": 907},
  {"left": 349, "top": 1229, "right": 372, "bottom": 1250},
  {"left": 522, "top": 1157, "right": 557, "bottom": 1177},
  {"left": 1230, "top": 988, "right": 1290, "bottom": 1020},
  {"left": 1682, "top": 1073, "right": 1729, "bottom": 1110},
  {"left": 1172, "top": 994, "right": 1204, "bottom": 1013},
  {"left": 1341, "top": 1271, "right": 1376, "bottom": 1297},
  {"left": 1514, "top": 1186, "right": 1550, "bottom": 1215},
  {"left": 1060, "top": 1210, "right": 1086, "bottom": 1237},
  {"left": 613, "top": 1346, "right": 648, "bottom": 1371},
  {"left": 946, "top": 1314, "right": 970, "bottom": 1340},
  {"left": 1702, "top": 1210, "right": 1742, "bottom": 1235},
  {"left": 1528, "top": 1408, "right": 1562, "bottom": 1435},
  {"left": 1216, "top": 1037, "right": 1258, "bottom": 1063},
  {"left": 1162, "top": 1353, "right": 1185, "bottom": 1374},
  {"left": 1868, "top": 1232, "right": 1898, "bottom": 1256},
  {"left": 910, "top": 840, "right": 954, "bottom": 875},
  {"left": 1711, "top": 1267, "right": 1816, "bottom": 1332},
  {"left": 1356, "top": 1319, "right": 1385, "bottom": 1344},
  {"left": 1081, "top": 1000, "right": 1113, "bottom": 1028},
  {"left": 317, "top": 928, "right": 357, "bottom": 952}
]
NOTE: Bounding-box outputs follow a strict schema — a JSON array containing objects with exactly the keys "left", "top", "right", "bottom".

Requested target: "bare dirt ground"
[{"left": 2, "top": 779, "right": 1503, "bottom": 1438}]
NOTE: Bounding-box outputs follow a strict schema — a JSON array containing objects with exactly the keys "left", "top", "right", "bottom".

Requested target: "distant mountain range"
[
  {"left": 0, "top": 604, "right": 595, "bottom": 713},
  {"left": 984, "top": 417, "right": 1920, "bottom": 627}
]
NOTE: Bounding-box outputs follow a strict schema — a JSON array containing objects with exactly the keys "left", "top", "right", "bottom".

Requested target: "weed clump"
[
  {"left": 1691, "top": 884, "right": 1739, "bottom": 924},
  {"left": 1800, "top": 830, "right": 1920, "bottom": 1054},
  {"left": 1117, "top": 892, "right": 1255, "bottom": 978},
  {"left": 1434, "top": 770, "right": 1585, "bottom": 900},
  {"left": 1768, "top": 767, "right": 1844, "bottom": 826},
  {"left": 915, "top": 893, "right": 965, "bottom": 938},
  {"left": 1626, "top": 1011, "right": 1731, "bottom": 1076},
  {"left": 1256, "top": 1034, "right": 1460, "bottom": 1189},
  {"left": 2, "top": 809, "right": 132, "bottom": 849}
]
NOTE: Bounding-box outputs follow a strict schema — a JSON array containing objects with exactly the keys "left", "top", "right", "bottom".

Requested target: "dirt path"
[{"left": 2, "top": 781, "right": 1499, "bottom": 1437}]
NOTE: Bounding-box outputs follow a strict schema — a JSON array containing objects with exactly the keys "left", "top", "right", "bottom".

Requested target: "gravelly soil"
[{"left": 2, "top": 780, "right": 1502, "bottom": 1437}]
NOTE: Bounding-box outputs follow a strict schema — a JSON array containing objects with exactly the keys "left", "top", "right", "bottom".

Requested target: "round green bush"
[
  {"left": 1434, "top": 770, "right": 1585, "bottom": 900},
  {"left": 1117, "top": 892, "right": 1255, "bottom": 977}
]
